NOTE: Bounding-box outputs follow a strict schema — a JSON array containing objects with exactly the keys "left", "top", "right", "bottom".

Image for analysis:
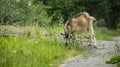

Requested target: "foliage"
[
  {"left": 0, "top": 0, "right": 120, "bottom": 66},
  {"left": 39, "top": 0, "right": 120, "bottom": 29},
  {"left": 95, "top": 27, "right": 120, "bottom": 40},
  {"left": 0, "top": 24, "right": 120, "bottom": 67},
  {"left": 106, "top": 56, "right": 120, "bottom": 67},
  {"left": 0, "top": 25, "right": 85, "bottom": 67},
  {"left": 0, "top": 0, "right": 51, "bottom": 26},
  {"left": 0, "top": 0, "right": 120, "bottom": 29}
]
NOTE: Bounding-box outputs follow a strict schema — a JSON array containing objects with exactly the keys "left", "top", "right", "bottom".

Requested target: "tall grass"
[
  {"left": 0, "top": 25, "right": 85, "bottom": 67},
  {"left": 95, "top": 27, "right": 120, "bottom": 41},
  {"left": 0, "top": 25, "right": 120, "bottom": 67}
]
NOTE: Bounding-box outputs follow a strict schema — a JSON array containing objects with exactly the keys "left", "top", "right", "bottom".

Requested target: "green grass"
[
  {"left": 106, "top": 56, "right": 120, "bottom": 67},
  {"left": 0, "top": 25, "right": 85, "bottom": 67},
  {"left": 74, "top": 27, "right": 120, "bottom": 41},
  {"left": 0, "top": 25, "right": 120, "bottom": 67},
  {"left": 95, "top": 27, "right": 120, "bottom": 41}
]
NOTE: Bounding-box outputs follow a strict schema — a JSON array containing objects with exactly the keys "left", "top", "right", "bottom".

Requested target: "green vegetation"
[
  {"left": 105, "top": 34, "right": 120, "bottom": 67},
  {"left": 106, "top": 56, "right": 120, "bottom": 67},
  {"left": 95, "top": 28, "right": 120, "bottom": 40},
  {"left": 0, "top": 0, "right": 120, "bottom": 67},
  {"left": 0, "top": 25, "right": 120, "bottom": 67},
  {"left": 0, "top": 0, "right": 120, "bottom": 29},
  {"left": 77, "top": 27, "right": 120, "bottom": 41},
  {"left": 0, "top": 25, "right": 85, "bottom": 67}
]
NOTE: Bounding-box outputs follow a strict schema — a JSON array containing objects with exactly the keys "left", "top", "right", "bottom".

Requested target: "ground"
[{"left": 60, "top": 37, "right": 120, "bottom": 67}]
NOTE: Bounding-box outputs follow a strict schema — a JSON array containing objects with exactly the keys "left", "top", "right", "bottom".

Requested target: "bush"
[
  {"left": 0, "top": 25, "right": 85, "bottom": 67},
  {"left": 0, "top": 0, "right": 52, "bottom": 26},
  {"left": 106, "top": 56, "right": 120, "bottom": 67}
]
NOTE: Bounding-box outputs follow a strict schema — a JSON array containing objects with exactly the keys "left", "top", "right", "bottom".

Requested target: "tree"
[
  {"left": 0, "top": 0, "right": 119, "bottom": 29},
  {"left": 106, "top": 0, "right": 120, "bottom": 30},
  {"left": 0, "top": 0, "right": 52, "bottom": 26},
  {"left": 41, "top": 0, "right": 120, "bottom": 29}
]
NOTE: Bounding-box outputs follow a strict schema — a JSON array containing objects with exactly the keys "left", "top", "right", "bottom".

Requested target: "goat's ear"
[{"left": 60, "top": 33, "right": 64, "bottom": 35}]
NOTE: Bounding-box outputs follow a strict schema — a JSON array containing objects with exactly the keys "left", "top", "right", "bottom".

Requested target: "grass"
[
  {"left": 0, "top": 25, "right": 85, "bottom": 67},
  {"left": 0, "top": 25, "right": 120, "bottom": 67},
  {"left": 73, "top": 27, "right": 120, "bottom": 41},
  {"left": 95, "top": 27, "right": 120, "bottom": 41},
  {"left": 106, "top": 56, "right": 120, "bottom": 67}
]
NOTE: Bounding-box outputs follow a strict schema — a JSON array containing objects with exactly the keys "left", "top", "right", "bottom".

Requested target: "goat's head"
[{"left": 60, "top": 32, "right": 73, "bottom": 46}]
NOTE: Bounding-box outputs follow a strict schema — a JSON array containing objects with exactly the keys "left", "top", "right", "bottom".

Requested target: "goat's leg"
[
  {"left": 88, "top": 27, "right": 96, "bottom": 46},
  {"left": 71, "top": 32, "right": 76, "bottom": 47},
  {"left": 64, "top": 33, "right": 70, "bottom": 46},
  {"left": 92, "top": 33, "right": 96, "bottom": 46},
  {"left": 89, "top": 33, "right": 96, "bottom": 45},
  {"left": 65, "top": 38, "right": 68, "bottom": 46},
  {"left": 88, "top": 33, "right": 92, "bottom": 46}
]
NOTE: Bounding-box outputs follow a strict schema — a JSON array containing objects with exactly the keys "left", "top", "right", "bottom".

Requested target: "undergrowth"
[
  {"left": 0, "top": 25, "right": 85, "bottom": 67},
  {"left": 0, "top": 25, "right": 120, "bottom": 67},
  {"left": 95, "top": 27, "right": 120, "bottom": 41},
  {"left": 106, "top": 56, "right": 120, "bottom": 67}
]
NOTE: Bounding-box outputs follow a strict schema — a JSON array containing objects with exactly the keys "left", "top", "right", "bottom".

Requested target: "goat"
[{"left": 61, "top": 12, "right": 97, "bottom": 47}]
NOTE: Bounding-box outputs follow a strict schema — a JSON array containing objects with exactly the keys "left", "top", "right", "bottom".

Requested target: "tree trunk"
[
  {"left": 107, "top": 12, "right": 117, "bottom": 30},
  {"left": 106, "top": 0, "right": 120, "bottom": 30}
]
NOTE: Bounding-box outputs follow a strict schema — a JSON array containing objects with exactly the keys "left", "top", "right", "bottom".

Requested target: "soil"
[{"left": 60, "top": 37, "right": 120, "bottom": 67}]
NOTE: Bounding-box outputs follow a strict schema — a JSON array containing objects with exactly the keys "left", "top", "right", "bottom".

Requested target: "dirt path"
[{"left": 60, "top": 38, "right": 120, "bottom": 67}]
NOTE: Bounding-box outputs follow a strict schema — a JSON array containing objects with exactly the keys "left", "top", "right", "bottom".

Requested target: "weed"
[
  {"left": 0, "top": 25, "right": 85, "bottom": 67},
  {"left": 0, "top": 25, "right": 120, "bottom": 67},
  {"left": 95, "top": 27, "right": 120, "bottom": 41}
]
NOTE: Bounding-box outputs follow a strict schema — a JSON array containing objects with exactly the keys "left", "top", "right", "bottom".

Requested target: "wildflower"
[
  {"left": 35, "top": 40, "right": 38, "bottom": 44},
  {"left": 13, "top": 50, "right": 17, "bottom": 53}
]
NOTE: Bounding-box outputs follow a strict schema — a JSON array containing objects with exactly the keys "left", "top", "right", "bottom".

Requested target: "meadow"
[
  {"left": 0, "top": 25, "right": 120, "bottom": 67},
  {"left": 0, "top": 25, "right": 85, "bottom": 67}
]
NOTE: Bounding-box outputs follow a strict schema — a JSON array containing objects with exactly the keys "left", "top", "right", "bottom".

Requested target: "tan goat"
[{"left": 62, "top": 12, "right": 97, "bottom": 47}]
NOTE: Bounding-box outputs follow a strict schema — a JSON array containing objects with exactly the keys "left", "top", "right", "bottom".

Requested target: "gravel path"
[{"left": 60, "top": 38, "right": 120, "bottom": 67}]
